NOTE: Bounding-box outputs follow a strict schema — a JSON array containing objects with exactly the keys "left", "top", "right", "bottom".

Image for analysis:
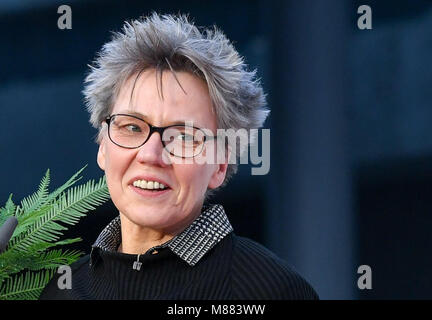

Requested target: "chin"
[{"left": 124, "top": 207, "right": 177, "bottom": 228}]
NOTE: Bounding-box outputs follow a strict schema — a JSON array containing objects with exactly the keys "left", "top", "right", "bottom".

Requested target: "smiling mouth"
[{"left": 132, "top": 179, "right": 171, "bottom": 192}]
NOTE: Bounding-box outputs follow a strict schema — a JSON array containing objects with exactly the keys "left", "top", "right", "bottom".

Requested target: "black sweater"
[{"left": 40, "top": 232, "right": 318, "bottom": 300}]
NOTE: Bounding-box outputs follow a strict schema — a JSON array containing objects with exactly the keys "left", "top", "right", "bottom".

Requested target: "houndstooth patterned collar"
[{"left": 91, "top": 204, "right": 233, "bottom": 267}]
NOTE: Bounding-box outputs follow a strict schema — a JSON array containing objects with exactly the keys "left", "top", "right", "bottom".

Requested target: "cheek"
[
  {"left": 104, "top": 147, "right": 133, "bottom": 188},
  {"left": 174, "top": 163, "right": 215, "bottom": 194}
]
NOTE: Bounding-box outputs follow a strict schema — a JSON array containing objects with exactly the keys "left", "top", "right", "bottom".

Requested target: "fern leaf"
[
  {"left": 0, "top": 238, "right": 82, "bottom": 279},
  {"left": 8, "top": 175, "right": 109, "bottom": 253},
  {"left": 0, "top": 167, "right": 109, "bottom": 300},
  {"left": 13, "top": 204, "right": 53, "bottom": 238},
  {"left": 0, "top": 269, "right": 54, "bottom": 300},
  {"left": 49, "top": 237, "right": 83, "bottom": 247},
  {"left": 43, "top": 164, "right": 88, "bottom": 206},
  {"left": 0, "top": 194, "right": 16, "bottom": 226},
  {"left": 28, "top": 249, "right": 82, "bottom": 271},
  {"left": 16, "top": 169, "right": 51, "bottom": 218}
]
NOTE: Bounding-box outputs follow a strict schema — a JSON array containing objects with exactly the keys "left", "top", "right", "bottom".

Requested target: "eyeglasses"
[{"left": 105, "top": 114, "right": 217, "bottom": 158}]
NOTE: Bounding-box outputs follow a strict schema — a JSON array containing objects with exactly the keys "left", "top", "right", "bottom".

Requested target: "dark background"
[{"left": 1, "top": 0, "right": 432, "bottom": 299}]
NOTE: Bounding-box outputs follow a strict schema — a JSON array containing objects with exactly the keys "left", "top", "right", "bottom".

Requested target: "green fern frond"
[
  {"left": 28, "top": 249, "right": 82, "bottom": 271},
  {"left": 0, "top": 254, "right": 23, "bottom": 281},
  {"left": 48, "top": 237, "right": 83, "bottom": 247},
  {"left": 7, "top": 175, "right": 109, "bottom": 254},
  {"left": 43, "top": 165, "right": 88, "bottom": 207},
  {"left": 0, "top": 194, "right": 16, "bottom": 226},
  {"left": 0, "top": 238, "right": 82, "bottom": 279},
  {"left": 0, "top": 269, "right": 54, "bottom": 300},
  {"left": 14, "top": 205, "right": 53, "bottom": 238},
  {"left": 0, "top": 166, "right": 110, "bottom": 300},
  {"left": 16, "top": 169, "right": 51, "bottom": 218}
]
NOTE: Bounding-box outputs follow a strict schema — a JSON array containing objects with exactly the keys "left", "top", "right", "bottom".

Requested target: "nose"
[{"left": 135, "top": 132, "right": 171, "bottom": 167}]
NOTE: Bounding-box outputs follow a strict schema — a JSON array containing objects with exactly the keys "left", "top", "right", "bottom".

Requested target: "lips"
[{"left": 128, "top": 176, "right": 172, "bottom": 189}]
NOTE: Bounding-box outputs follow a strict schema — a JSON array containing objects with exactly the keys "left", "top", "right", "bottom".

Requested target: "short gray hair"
[{"left": 83, "top": 12, "right": 269, "bottom": 188}]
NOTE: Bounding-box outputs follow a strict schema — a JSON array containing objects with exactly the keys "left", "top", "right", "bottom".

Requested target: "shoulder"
[
  {"left": 38, "top": 255, "right": 90, "bottom": 300},
  {"left": 230, "top": 235, "right": 319, "bottom": 300}
]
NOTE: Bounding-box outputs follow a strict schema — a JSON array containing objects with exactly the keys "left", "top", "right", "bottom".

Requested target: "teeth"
[{"left": 133, "top": 179, "right": 167, "bottom": 190}]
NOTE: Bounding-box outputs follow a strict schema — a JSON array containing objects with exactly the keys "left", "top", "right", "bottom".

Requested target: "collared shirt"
[{"left": 90, "top": 203, "right": 233, "bottom": 267}]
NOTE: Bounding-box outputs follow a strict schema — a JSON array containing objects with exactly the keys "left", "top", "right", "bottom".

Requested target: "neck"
[
  {"left": 118, "top": 214, "right": 175, "bottom": 254},
  {"left": 117, "top": 203, "right": 204, "bottom": 254}
]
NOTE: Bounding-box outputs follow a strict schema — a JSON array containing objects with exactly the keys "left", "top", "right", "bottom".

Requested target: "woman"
[{"left": 40, "top": 12, "right": 318, "bottom": 300}]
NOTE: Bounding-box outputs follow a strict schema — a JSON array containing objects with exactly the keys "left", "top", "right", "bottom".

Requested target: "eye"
[
  {"left": 124, "top": 124, "right": 142, "bottom": 132},
  {"left": 177, "top": 133, "right": 194, "bottom": 141}
]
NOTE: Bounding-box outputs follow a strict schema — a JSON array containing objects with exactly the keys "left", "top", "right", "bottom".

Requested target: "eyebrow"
[{"left": 116, "top": 110, "right": 197, "bottom": 127}]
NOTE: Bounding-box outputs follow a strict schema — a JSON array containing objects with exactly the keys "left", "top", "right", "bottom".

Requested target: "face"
[{"left": 97, "top": 69, "right": 228, "bottom": 235}]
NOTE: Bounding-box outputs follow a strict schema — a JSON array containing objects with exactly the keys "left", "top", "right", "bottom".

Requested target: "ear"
[
  {"left": 97, "top": 138, "right": 106, "bottom": 171},
  {"left": 206, "top": 138, "right": 232, "bottom": 189},
  {"left": 207, "top": 162, "right": 228, "bottom": 189}
]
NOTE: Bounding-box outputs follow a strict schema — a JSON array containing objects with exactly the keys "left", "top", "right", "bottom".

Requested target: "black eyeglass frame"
[{"left": 105, "top": 113, "right": 217, "bottom": 158}]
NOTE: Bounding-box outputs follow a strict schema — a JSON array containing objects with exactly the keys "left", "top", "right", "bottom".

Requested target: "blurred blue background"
[{"left": 1, "top": 0, "right": 432, "bottom": 299}]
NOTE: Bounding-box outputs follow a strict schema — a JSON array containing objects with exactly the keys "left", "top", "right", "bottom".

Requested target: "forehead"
[{"left": 112, "top": 69, "right": 216, "bottom": 130}]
